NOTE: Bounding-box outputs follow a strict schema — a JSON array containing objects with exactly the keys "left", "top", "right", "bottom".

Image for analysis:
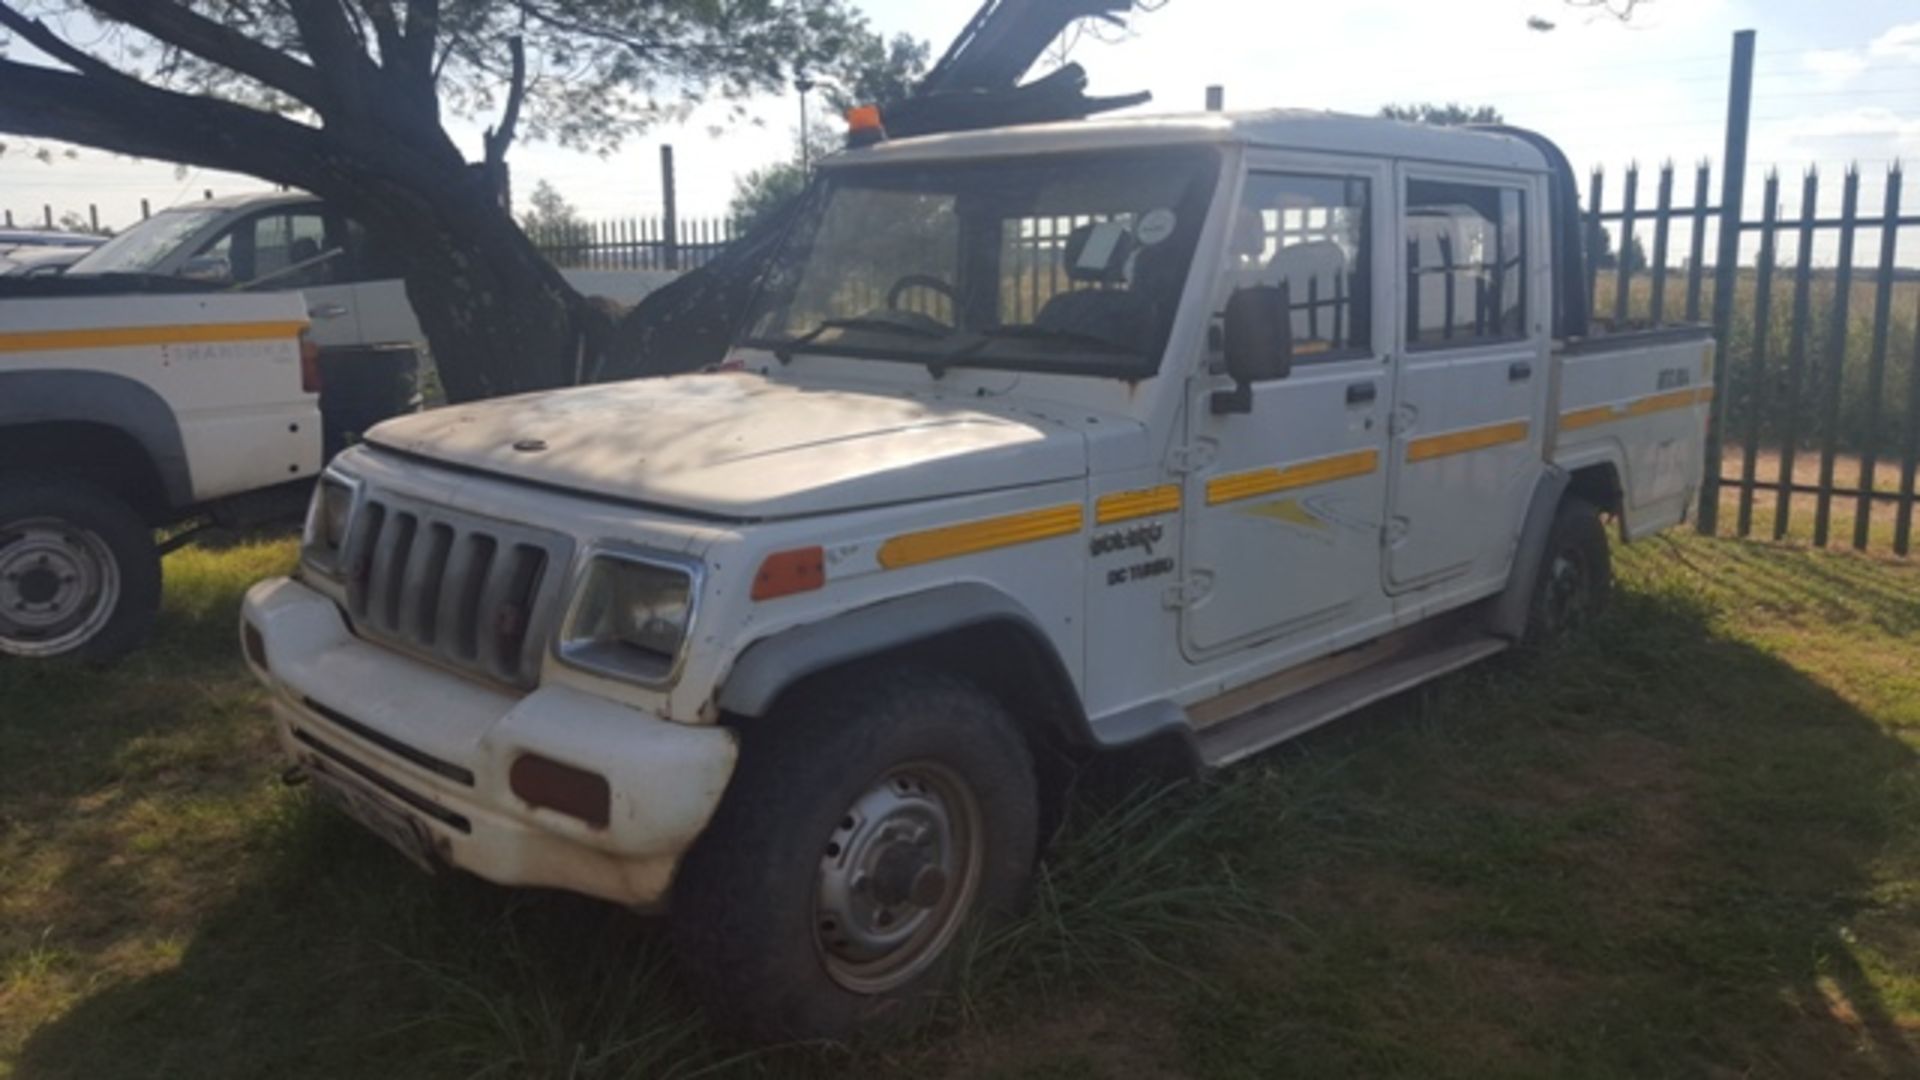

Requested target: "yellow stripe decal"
[
  {"left": 1206, "top": 449, "right": 1379, "bottom": 506},
  {"left": 0, "top": 321, "right": 308, "bottom": 354},
  {"left": 1559, "top": 386, "right": 1714, "bottom": 432},
  {"left": 878, "top": 504, "right": 1084, "bottom": 569},
  {"left": 1627, "top": 387, "right": 1704, "bottom": 418},
  {"left": 1558, "top": 404, "right": 1617, "bottom": 432},
  {"left": 1095, "top": 484, "right": 1182, "bottom": 524},
  {"left": 1406, "top": 420, "right": 1531, "bottom": 463}
]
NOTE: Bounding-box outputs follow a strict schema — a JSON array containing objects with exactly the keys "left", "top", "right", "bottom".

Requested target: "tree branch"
[
  {"left": 401, "top": 0, "right": 440, "bottom": 81},
  {"left": 0, "top": 3, "right": 135, "bottom": 85},
  {"left": 79, "top": 0, "right": 330, "bottom": 109},
  {"left": 509, "top": 0, "right": 754, "bottom": 60},
  {"left": 285, "top": 0, "right": 376, "bottom": 112},
  {"left": 358, "top": 0, "right": 405, "bottom": 63},
  {"left": 482, "top": 36, "right": 525, "bottom": 169},
  {"left": 0, "top": 56, "right": 457, "bottom": 197}
]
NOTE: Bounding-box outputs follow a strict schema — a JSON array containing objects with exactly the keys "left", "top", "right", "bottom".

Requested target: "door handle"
[
  {"left": 1346, "top": 382, "right": 1378, "bottom": 405},
  {"left": 1508, "top": 361, "right": 1533, "bottom": 382},
  {"left": 309, "top": 303, "right": 350, "bottom": 319}
]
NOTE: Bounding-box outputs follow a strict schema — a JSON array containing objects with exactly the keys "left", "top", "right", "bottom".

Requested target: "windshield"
[
  {"left": 68, "top": 207, "right": 224, "bottom": 275},
  {"left": 741, "top": 147, "right": 1220, "bottom": 378}
]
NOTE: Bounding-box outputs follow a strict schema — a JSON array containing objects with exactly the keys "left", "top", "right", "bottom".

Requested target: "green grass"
[{"left": 3, "top": 530, "right": 1919, "bottom": 1078}]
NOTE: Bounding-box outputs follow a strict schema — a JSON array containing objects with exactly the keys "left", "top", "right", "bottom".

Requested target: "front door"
[
  {"left": 1385, "top": 166, "right": 1550, "bottom": 592},
  {"left": 1181, "top": 159, "right": 1392, "bottom": 661}
]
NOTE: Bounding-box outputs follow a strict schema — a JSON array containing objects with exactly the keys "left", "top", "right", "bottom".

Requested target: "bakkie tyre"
[
  {"left": 0, "top": 477, "right": 161, "bottom": 663},
  {"left": 671, "top": 667, "right": 1039, "bottom": 1042},
  {"left": 1526, "top": 495, "right": 1611, "bottom": 645}
]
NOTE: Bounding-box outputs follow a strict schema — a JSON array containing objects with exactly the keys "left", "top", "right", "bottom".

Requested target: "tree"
[
  {"left": 519, "top": 179, "right": 583, "bottom": 235},
  {"left": 1379, "top": 103, "right": 1504, "bottom": 126},
  {"left": 55, "top": 209, "right": 112, "bottom": 236},
  {"left": 1591, "top": 227, "right": 1650, "bottom": 273},
  {"left": 730, "top": 160, "right": 812, "bottom": 236},
  {"left": 0, "top": 1, "right": 893, "bottom": 401},
  {"left": 727, "top": 33, "right": 926, "bottom": 235}
]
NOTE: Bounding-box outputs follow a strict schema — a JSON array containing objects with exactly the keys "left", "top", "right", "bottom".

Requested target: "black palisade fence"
[
  {"left": 1585, "top": 158, "right": 1920, "bottom": 555},
  {"left": 525, "top": 215, "right": 740, "bottom": 272}
]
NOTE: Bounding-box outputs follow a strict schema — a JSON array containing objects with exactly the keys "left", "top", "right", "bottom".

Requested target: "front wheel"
[
  {"left": 0, "top": 478, "right": 161, "bottom": 662},
  {"left": 671, "top": 667, "right": 1039, "bottom": 1042},
  {"left": 1525, "top": 495, "right": 1611, "bottom": 646}
]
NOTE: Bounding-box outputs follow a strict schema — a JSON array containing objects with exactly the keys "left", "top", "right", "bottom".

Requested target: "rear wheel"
[
  {"left": 0, "top": 478, "right": 160, "bottom": 662},
  {"left": 672, "top": 667, "right": 1039, "bottom": 1042},
  {"left": 1525, "top": 495, "right": 1611, "bottom": 645}
]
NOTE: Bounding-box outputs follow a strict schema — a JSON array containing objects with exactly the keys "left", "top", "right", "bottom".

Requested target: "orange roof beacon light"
[{"left": 845, "top": 104, "right": 887, "bottom": 148}]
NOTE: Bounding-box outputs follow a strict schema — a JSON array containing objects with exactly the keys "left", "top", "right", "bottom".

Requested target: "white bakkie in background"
[
  {"left": 2, "top": 292, "right": 319, "bottom": 660},
  {"left": 242, "top": 109, "right": 1711, "bottom": 1041}
]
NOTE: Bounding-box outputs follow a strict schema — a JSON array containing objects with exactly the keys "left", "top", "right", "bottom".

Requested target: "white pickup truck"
[
  {"left": 241, "top": 110, "right": 1710, "bottom": 1038},
  {"left": 2, "top": 293, "right": 319, "bottom": 659}
]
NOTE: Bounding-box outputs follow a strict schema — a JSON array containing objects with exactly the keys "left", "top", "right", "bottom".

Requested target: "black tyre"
[
  {"left": 672, "top": 666, "right": 1040, "bottom": 1042},
  {"left": 1525, "top": 495, "right": 1611, "bottom": 646},
  {"left": 0, "top": 477, "right": 161, "bottom": 662}
]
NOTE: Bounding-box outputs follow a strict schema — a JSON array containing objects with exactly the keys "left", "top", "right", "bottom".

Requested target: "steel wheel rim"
[
  {"left": 1545, "top": 547, "right": 1590, "bottom": 635},
  {"left": 0, "top": 517, "right": 121, "bottom": 657},
  {"left": 812, "top": 760, "right": 983, "bottom": 995}
]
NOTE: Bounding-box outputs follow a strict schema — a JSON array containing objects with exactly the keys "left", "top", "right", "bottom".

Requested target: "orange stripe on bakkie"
[
  {"left": 877, "top": 504, "right": 1084, "bottom": 569},
  {"left": 1558, "top": 385, "right": 1715, "bottom": 432},
  {"left": 1206, "top": 449, "right": 1379, "bottom": 506},
  {"left": 1095, "top": 484, "right": 1182, "bottom": 524},
  {"left": 0, "top": 321, "right": 309, "bottom": 354},
  {"left": 1405, "top": 420, "right": 1530, "bottom": 463}
]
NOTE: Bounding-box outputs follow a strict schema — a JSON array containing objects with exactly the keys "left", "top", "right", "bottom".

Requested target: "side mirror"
[
  {"left": 177, "top": 254, "right": 232, "bottom": 283},
  {"left": 1212, "top": 283, "right": 1294, "bottom": 415}
]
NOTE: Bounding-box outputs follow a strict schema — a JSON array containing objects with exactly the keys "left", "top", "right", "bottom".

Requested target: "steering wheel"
[{"left": 885, "top": 273, "right": 958, "bottom": 315}]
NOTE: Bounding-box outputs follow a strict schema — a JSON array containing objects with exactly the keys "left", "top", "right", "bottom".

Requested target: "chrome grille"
[{"left": 339, "top": 493, "right": 573, "bottom": 689}]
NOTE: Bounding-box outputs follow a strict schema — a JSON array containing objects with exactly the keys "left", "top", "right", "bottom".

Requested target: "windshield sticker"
[
  {"left": 1075, "top": 223, "right": 1127, "bottom": 273},
  {"left": 1136, "top": 208, "right": 1176, "bottom": 246}
]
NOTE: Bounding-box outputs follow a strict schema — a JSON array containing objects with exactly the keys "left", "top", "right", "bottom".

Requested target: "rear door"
[
  {"left": 1385, "top": 166, "right": 1550, "bottom": 592},
  {"left": 193, "top": 206, "right": 364, "bottom": 349},
  {"left": 343, "top": 218, "right": 427, "bottom": 350},
  {"left": 1180, "top": 156, "right": 1392, "bottom": 660}
]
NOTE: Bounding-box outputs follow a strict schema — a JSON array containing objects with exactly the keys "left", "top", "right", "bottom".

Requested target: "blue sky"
[{"left": 2, "top": 0, "right": 1915, "bottom": 255}]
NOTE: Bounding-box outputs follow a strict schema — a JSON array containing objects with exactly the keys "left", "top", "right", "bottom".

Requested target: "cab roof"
[
  {"left": 154, "top": 191, "right": 317, "bottom": 214},
  {"left": 830, "top": 108, "right": 1553, "bottom": 174}
]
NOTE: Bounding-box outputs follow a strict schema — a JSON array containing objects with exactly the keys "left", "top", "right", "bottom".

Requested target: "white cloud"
[
  {"left": 1801, "top": 48, "right": 1869, "bottom": 85},
  {"left": 1785, "top": 107, "right": 1920, "bottom": 141},
  {"left": 1867, "top": 20, "right": 1920, "bottom": 62}
]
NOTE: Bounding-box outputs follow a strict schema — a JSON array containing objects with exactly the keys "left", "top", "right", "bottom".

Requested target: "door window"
[
  {"left": 1222, "top": 173, "right": 1371, "bottom": 361},
  {"left": 1404, "top": 180, "right": 1526, "bottom": 347},
  {"left": 249, "top": 210, "right": 336, "bottom": 286}
]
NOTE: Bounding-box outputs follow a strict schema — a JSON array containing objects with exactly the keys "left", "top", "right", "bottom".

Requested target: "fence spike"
[
  {"left": 1851, "top": 166, "right": 1903, "bottom": 549},
  {"left": 1811, "top": 167, "right": 1861, "bottom": 547},
  {"left": 1772, "top": 167, "right": 1821, "bottom": 540}
]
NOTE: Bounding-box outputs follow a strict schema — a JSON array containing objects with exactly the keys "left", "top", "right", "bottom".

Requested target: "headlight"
[
  {"left": 301, "top": 472, "right": 358, "bottom": 573},
  {"left": 556, "top": 550, "right": 699, "bottom": 686}
]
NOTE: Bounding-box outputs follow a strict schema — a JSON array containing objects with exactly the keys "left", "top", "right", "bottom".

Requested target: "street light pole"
[{"left": 796, "top": 75, "right": 817, "bottom": 171}]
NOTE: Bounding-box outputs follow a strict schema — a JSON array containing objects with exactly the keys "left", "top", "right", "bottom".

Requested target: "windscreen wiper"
[
  {"left": 772, "top": 317, "right": 950, "bottom": 364},
  {"left": 923, "top": 322, "right": 1140, "bottom": 379},
  {"left": 975, "top": 323, "right": 1139, "bottom": 355}
]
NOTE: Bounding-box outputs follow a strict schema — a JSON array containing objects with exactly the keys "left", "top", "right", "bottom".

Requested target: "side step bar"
[{"left": 1194, "top": 632, "right": 1509, "bottom": 768}]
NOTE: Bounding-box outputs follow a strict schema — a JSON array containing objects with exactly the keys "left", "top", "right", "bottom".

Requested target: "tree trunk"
[
  {"left": 332, "top": 176, "right": 598, "bottom": 401},
  {"left": 0, "top": 57, "right": 601, "bottom": 404}
]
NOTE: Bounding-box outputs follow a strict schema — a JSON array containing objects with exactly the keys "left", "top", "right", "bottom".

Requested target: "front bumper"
[{"left": 240, "top": 576, "right": 737, "bottom": 909}]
